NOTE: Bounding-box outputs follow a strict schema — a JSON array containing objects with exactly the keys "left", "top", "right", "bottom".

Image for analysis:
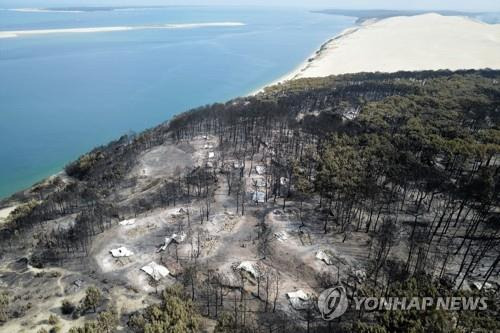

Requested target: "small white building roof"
[
  {"left": 471, "top": 281, "right": 493, "bottom": 290},
  {"left": 316, "top": 250, "right": 334, "bottom": 265},
  {"left": 353, "top": 269, "right": 367, "bottom": 283},
  {"left": 208, "top": 152, "right": 215, "bottom": 159},
  {"left": 158, "top": 232, "right": 187, "bottom": 252},
  {"left": 287, "top": 290, "right": 309, "bottom": 300},
  {"left": 287, "top": 290, "right": 310, "bottom": 309},
  {"left": 255, "top": 166, "right": 266, "bottom": 175},
  {"left": 110, "top": 247, "right": 134, "bottom": 257},
  {"left": 274, "top": 231, "right": 289, "bottom": 242},
  {"left": 118, "top": 219, "right": 136, "bottom": 226},
  {"left": 237, "top": 261, "right": 259, "bottom": 278},
  {"left": 141, "top": 262, "right": 170, "bottom": 281},
  {"left": 171, "top": 208, "right": 187, "bottom": 218}
]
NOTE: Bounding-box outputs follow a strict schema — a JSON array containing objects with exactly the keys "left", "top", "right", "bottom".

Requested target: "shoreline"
[
  {"left": 248, "top": 17, "right": 380, "bottom": 95},
  {"left": 0, "top": 205, "right": 18, "bottom": 225},
  {"left": 252, "top": 13, "right": 500, "bottom": 94},
  {"left": 2, "top": 12, "right": 499, "bottom": 201},
  {"left": 248, "top": 25, "right": 362, "bottom": 95}
]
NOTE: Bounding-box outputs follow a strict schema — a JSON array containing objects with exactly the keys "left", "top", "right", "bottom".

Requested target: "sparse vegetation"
[
  {"left": 128, "top": 286, "right": 200, "bottom": 332},
  {"left": 61, "top": 300, "right": 76, "bottom": 315},
  {"left": 50, "top": 325, "right": 62, "bottom": 333},
  {"left": 0, "top": 292, "right": 9, "bottom": 323},
  {"left": 81, "top": 286, "right": 102, "bottom": 314},
  {"left": 48, "top": 314, "right": 59, "bottom": 325},
  {"left": 68, "top": 308, "right": 118, "bottom": 333}
]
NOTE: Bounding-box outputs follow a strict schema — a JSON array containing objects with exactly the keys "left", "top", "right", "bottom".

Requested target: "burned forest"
[{"left": 0, "top": 70, "right": 499, "bottom": 333}]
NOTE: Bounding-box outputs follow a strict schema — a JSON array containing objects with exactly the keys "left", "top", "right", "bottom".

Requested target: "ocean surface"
[{"left": 0, "top": 6, "right": 356, "bottom": 198}]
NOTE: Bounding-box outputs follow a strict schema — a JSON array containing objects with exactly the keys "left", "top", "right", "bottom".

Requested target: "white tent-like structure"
[
  {"left": 118, "top": 219, "right": 136, "bottom": 226},
  {"left": 237, "top": 261, "right": 259, "bottom": 278},
  {"left": 110, "top": 247, "right": 134, "bottom": 257},
  {"left": 471, "top": 281, "right": 493, "bottom": 290},
  {"left": 287, "top": 290, "right": 310, "bottom": 310},
  {"left": 274, "top": 231, "right": 289, "bottom": 242},
  {"left": 316, "top": 250, "right": 334, "bottom": 265},
  {"left": 158, "top": 232, "right": 187, "bottom": 252},
  {"left": 171, "top": 208, "right": 187, "bottom": 218},
  {"left": 141, "top": 262, "right": 170, "bottom": 281}
]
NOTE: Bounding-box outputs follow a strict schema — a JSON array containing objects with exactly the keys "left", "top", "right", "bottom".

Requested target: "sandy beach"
[
  {"left": 0, "top": 205, "right": 17, "bottom": 225},
  {"left": 262, "top": 13, "right": 500, "bottom": 90},
  {"left": 0, "top": 22, "right": 245, "bottom": 38}
]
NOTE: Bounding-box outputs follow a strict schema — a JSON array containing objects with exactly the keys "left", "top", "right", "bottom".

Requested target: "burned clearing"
[{"left": 1, "top": 70, "right": 499, "bottom": 332}]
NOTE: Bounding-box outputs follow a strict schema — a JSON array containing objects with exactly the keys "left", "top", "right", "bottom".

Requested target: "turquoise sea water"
[{"left": 0, "top": 6, "right": 356, "bottom": 198}]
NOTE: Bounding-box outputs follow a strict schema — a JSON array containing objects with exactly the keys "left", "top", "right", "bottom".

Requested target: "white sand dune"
[
  {"left": 0, "top": 205, "right": 17, "bottom": 225},
  {"left": 2, "top": 7, "right": 164, "bottom": 13},
  {"left": 267, "top": 13, "right": 500, "bottom": 88},
  {"left": 3, "top": 8, "right": 84, "bottom": 13},
  {"left": 0, "top": 22, "right": 245, "bottom": 39}
]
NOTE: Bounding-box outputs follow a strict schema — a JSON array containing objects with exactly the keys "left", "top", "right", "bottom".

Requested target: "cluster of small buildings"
[{"left": 110, "top": 209, "right": 188, "bottom": 283}]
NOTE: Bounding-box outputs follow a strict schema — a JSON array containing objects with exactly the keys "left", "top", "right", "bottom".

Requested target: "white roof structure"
[
  {"left": 252, "top": 192, "right": 265, "bottom": 203},
  {"left": 119, "top": 219, "right": 136, "bottom": 226},
  {"left": 206, "top": 161, "right": 214, "bottom": 168},
  {"left": 233, "top": 161, "right": 243, "bottom": 169},
  {"left": 354, "top": 269, "right": 367, "bottom": 282},
  {"left": 274, "top": 231, "right": 289, "bottom": 242},
  {"left": 471, "top": 281, "right": 493, "bottom": 290},
  {"left": 171, "top": 208, "right": 187, "bottom": 218},
  {"left": 141, "top": 262, "right": 170, "bottom": 281},
  {"left": 255, "top": 166, "right": 266, "bottom": 175},
  {"left": 110, "top": 247, "right": 134, "bottom": 257},
  {"left": 287, "top": 290, "right": 310, "bottom": 309},
  {"left": 316, "top": 250, "right": 334, "bottom": 265},
  {"left": 158, "top": 240, "right": 169, "bottom": 252},
  {"left": 158, "top": 232, "right": 187, "bottom": 252},
  {"left": 343, "top": 108, "right": 360, "bottom": 121},
  {"left": 208, "top": 152, "right": 215, "bottom": 159},
  {"left": 237, "top": 261, "right": 259, "bottom": 278},
  {"left": 203, "top": 144, "right": 213, "bottom": 149}
]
